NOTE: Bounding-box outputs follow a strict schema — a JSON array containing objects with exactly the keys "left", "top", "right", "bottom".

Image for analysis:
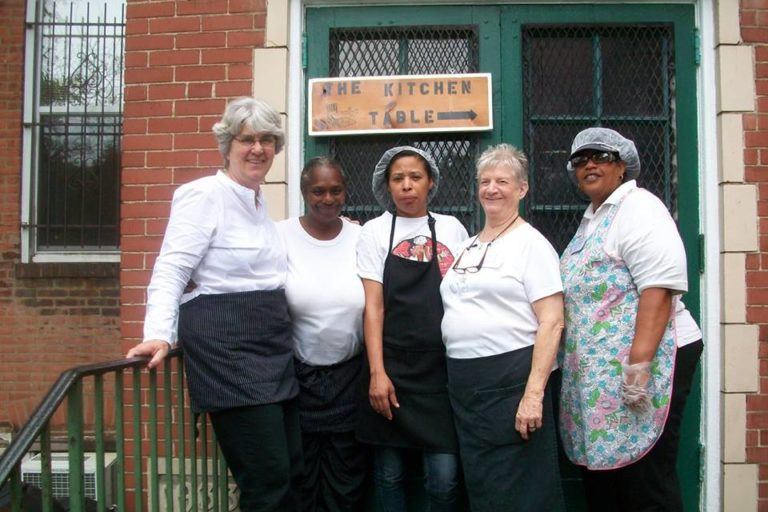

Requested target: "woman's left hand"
[{"left": 515, "top": 393, "right": 543, "bottom": 441}]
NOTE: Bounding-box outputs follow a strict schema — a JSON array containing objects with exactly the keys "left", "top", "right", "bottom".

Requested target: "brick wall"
[
  {"left": 0, "top": 0, "right": 122, "bottom": 428},
  {"left": 743, "top": 0, "right": 768, "bottom": 508},
  {"left": 120, "top": 0, "right": 268, "bottom": 355}
]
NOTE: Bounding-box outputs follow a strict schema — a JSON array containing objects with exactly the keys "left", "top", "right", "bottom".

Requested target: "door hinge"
[
  {"left": 302, "top": 33, "right": 307, "bottom": 71},
  {"left": 698, "top": 233, "right": 705, "bottom": 274},
  {"left": 694, "top": 28, "right": 701, "bottom": 66}
]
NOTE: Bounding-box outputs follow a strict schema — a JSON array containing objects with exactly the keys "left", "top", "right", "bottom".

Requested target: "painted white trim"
[
  {"left": 697, "top": 1, "right": 721, "bottom": 509},
  {"left": 32, "top": 252, "right": 121, "bottom": 263},
  {"left": 288, "top": 0, "right": 304, "bottom": 216}
]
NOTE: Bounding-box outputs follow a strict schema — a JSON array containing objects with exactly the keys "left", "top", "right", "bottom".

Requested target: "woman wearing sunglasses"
[
  {"left": 559, "top": 128, "right": 702, "bottom": 511},
  {"left": 440, "top": 144, "right": 565, "bottom": 512},
  {"left": 356, "top": 146, "right": 468, "bottom": 511}
]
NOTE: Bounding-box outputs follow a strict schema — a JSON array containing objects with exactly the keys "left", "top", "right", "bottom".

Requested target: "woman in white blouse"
[
  {"left": 126, "top": 97, "right": 302, "bottom": 512},
  {"left": 559, "top": 127, "right": 702, "bottom": 511},
  {"left": 276, "top": 157, "right": 367, "bottom": 511},
  {"left": 441, "top": 144, "right": 565, "bottom": 512}
]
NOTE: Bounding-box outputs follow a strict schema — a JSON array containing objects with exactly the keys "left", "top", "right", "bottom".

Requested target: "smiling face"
[
  {"left": 478, "top": 164, "right": 528, "bottom": 219},
  {"left": 303, "top": 165, "right": 346, "bottom": 225},
  {"left": 225, "top": 128, "right": 276, "bottom": 190},
  {"left": 573, "top": 151, "right": 626, "bottom": 208},
  {"left": 387, "top": 155, "right": 434, "bottom": 218}
]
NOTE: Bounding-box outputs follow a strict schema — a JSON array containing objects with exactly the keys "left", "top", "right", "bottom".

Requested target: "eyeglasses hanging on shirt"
[{"left": 452, "top": 213, "right": 519, "bottom": 274}]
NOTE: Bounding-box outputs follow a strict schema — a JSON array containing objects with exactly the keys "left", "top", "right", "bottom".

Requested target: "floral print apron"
[{"left": 559, "top": 190, "right": 677, "bottom": 470}]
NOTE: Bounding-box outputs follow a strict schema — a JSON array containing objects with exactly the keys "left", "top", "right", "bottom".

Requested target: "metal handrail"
[{"left": 0, "top": 351, "right": 173, "bottom": 486}]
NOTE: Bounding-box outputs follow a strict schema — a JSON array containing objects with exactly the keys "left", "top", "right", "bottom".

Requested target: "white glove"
[{"left": 621, "top": 360, "right": 652, "bottom": 412}]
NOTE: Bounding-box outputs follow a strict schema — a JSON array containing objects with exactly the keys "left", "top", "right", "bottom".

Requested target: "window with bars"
[
  {"left": 327, "top": 27, "right": 482, "bottom": 232},
  {"left": 23, "top": 0, "right": 124, "bottom": 261},
  {"left": 522, "top": 25, "right": 677, "bottom": 253}
]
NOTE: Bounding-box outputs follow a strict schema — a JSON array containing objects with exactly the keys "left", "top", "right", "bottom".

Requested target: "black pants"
[
  {"left": 581, "top": 340, "right": 703, "bottom": 512},
  {"left": 301, "top": 430, "right": 369, "bottom": 512},
  {"left": 209, "top": 400, "right": 303, "bottom": 512}
]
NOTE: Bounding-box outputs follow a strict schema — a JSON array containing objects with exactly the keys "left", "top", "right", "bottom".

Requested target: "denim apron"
[
  {"left": 559, "top": 190, "right": 677, "bottom": 469},
  {"left": 178, "top": 289, "right": 298, "bottom": 413},
  {"left": 357, "top": 213, "right": 458, "bottom": 452}
]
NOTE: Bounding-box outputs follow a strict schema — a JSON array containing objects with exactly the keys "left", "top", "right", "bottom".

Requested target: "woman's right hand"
[
  {"left": 369, "top": 370, "right": 399, "bottom": 420},
  {"left": 126, "top": 340, "right": 170, "bottom": 370}
]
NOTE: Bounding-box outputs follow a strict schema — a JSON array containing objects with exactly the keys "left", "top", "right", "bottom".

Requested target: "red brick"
[
  {"left": 174, "top": 133, "right": 217, "bottom": 150},
  {"left": 758, "top": 46, "right": 768, "bottom": 63},
  {"left": 149, "top": 49, "right": 200, "bottom": 67},
  {"left": 124, "top": 85, "right": 148, "bottom": 102},
  {"left": 227, "top": 64, "right": 253, "bottom": 80},
  {"left": 176, "top": 32, "right": 226, "bottom": 49},
  {"left": 147, "top": 83, "right": 187, "bottom": 100},
  {"left": 120, "top": 236, "right": 165, "bottom": 252},
  {"left": 146, "top": 185, "right": 179, "bottom": 201},
  {"left": 123, "top": 101, "right": 174, "bottom": 118},
  {"left": 744, "top": 10, "right": 759, "bottom": 27},
  {"left": 125, "top": 52, "right": 149, "bottom": 68},
  {"left": 175, "top": 65, "right": 226, "bottom": 82},
  {"left": 148, "top": 117, "right": 199, "bottom": 134},
  {"left": 199, "top": 150, "right": 224, "bottom": 166},
  {"left": 125, "top": 34, "right": 175, "bottom": 51},
  {"left": 149, "top": 16, "right": 201, "bottom": 34},
  {"left": 124, "top": 67, "right": 174, "bottom": 84},
  {"left": 121, "top": 185, "right": 147, "bottom": 202},
  {"left": 188, "top": 82, "right": 213, "bottom": 98},
  {"left": 749, "top": 271, "right": 768, "bottom": 288},
  {"left": 230, "top": 0, "right": 267, "bottom": 13},
  {"left": 122, "top": 202, "right": 171, "bottom": 220},
  {"left": 146, "top": 151, "right": 199, "bottom": 167},
  {"left": 120, "top": 219, "right": 145, "bottom": 236},
  {"left": 202, "top": 15, "right": 255, "bottom": 31},
  {"left": 123, "top": 168, "right": 174, "bottom": 185},
  {"left": 748, "top": 149, "right": 761, "bottom": 166},
  {"left": 175, "top": 99, "right": 226, "bottom": 116},
  {"left": 122, "top": 134, "right": 173, "bottom": 151},
  {"left": 215, "top": 81, "right": 252, "bottom": 97},
  {"left": 122, "top": 151, "right": 147, "bottom": 168},
  {"left": 747, "top": 131, "right": 768, "bottom": 148},
  {"left": 146, "top": 219, "right": 169, "bottom": 235},
  {"left": 126, "top": 19, "right": 149, "bottom": 36},
  {"left": 226, "top": 31, "right": 264, "bottom": 48},
  {"left": 126, "top": 2, "right": 176, "bottom": 19},
  {"left": 176, "top": 1, "right": 228, "bottom": 15},
  {"left": 201, "top": 48, "right": 253, "bottom": 64}
]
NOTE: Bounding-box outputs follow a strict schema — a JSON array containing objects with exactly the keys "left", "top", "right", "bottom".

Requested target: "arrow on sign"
[{"left": 436, "top": 110, "right": 477, "bottom": 121}]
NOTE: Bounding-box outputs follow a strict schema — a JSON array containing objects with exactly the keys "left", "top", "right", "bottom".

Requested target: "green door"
[{"left": 306, "top": 4, "right": 700, "bottom": 510}]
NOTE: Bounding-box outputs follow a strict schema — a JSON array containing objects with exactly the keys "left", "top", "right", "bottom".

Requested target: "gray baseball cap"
[
  {"left": 371, "top": 146, "right": 441, "bottom": 210},
  {"left": 566, "top": 127, "right": 641, "bottom": 183}
]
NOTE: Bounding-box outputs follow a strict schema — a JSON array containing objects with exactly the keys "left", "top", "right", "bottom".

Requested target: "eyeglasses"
[
  {"left": 234, "top": 134, "right": 277, "bottom": 149},
  {"left": 452, "top": 241, "right": 490, "bottom": 274},
  {"left": 569, "top": 151, "right": 620, "bottom": 169}
]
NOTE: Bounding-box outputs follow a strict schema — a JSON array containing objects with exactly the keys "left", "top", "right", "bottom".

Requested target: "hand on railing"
[{"left": 126, "top": 340, "right": 170, "bottom": 369}]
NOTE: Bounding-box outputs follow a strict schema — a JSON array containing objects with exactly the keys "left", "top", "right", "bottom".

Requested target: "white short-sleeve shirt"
[
  {"left": 441, "top": 223, "right": 563, "bottom": 359},
  {"left": 576, "top": 180, "right": 702, "bottom": 346},
  {"left": 357, "top": 211, "right": 469, "bottom": 282},
  {"left": 277, "top": 217, "right": 364, "bottom": 366}
]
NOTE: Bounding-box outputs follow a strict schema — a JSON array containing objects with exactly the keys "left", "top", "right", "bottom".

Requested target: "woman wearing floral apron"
[
  {"left": 356, "top": 146, "right": 468, "bottom": 512},
  {"left": 559, "top": 128, "right": 703, "bottom": 511}
]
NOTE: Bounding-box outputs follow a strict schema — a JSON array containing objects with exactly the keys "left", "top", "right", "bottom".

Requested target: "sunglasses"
[{"left": 569, "top": 151, "right": 620, "bottom": 168}]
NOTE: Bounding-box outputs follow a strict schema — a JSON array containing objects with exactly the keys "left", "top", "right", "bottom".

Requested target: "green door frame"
[{"left": 305, "top": 4, "right": 701, "bottom": 510}]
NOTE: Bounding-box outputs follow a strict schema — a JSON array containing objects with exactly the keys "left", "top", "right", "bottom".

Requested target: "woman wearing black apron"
[
  {"left": 356, "top": 146, "right": 468, "bottom": 512},
  {"left": 127, "top": 97, "right": 302, "bottom": 512}
]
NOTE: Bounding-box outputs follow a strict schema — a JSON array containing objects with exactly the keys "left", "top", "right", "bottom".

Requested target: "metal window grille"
[
  {"left": 31, "top": 0, "right": 124, "bottom": 250},
  {"left": 522, "top": 25, "right": 677, "bottom": 253},
  {"left": 328, "top": 27, "right": 481, "bottom": 231}
]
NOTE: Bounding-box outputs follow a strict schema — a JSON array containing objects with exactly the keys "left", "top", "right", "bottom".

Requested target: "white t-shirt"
[
  {"left": 277, "top": 217, "right": 364, "bottom": 366},
  {"left": 357, "top": 211, "right": 469, "bottom": 282},
  {"left": 441, "top": 223, "right": 563, "bottom": 359},
  {"left": 576, "top": 180, "right": 702, "bottom": 347},
  {"left": 144, "top": 171, "right": 286, "bottom": 344}
]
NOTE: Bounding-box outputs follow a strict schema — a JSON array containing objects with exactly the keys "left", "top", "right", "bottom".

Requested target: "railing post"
[
  {"left": 132, "top": 368, "right": 143, "bottom": 512},
  {"left": 176, "top": 358, "right": 187, "bottom": 512},
  {"left": 149, "top": 368, "right": 159, "bottom": 512},
  {"left": 67, "top": 379, "right": 85, "bottom": 511},
  {"left": 94, "top": 374, "right": 106, "bottom": 509},
  {"left": 163, "top": 361, "right": 173, "bottom": 509},
  {"left": 10, "top": 463, "right": 22, "bottom": 512},
  {"left": 115, "top": 369, "right": 126, "bottom": 512},
  {"left": 40, "top": 424, "right": 53, "bottom": 512}
]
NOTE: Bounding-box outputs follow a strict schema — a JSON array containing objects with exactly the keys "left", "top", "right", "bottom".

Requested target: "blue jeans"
[{"left": 373, "top": 446, "right": 459, "bottom": 512}]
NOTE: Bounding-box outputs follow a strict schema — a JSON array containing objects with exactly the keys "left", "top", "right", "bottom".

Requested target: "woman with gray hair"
[
  {"left": 126, "top": 97, "right": 302, "bottom": 512},
  {"left": 440, "top": 143, "right": 565, "bottom": 511},
  {"left": 559, "top": 127, "right": 702, "bottom": 511}
]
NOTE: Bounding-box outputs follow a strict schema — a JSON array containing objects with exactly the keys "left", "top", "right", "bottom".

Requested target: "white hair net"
[
  {"left": 371, "top": 146, "right": 441, "bottom": 210},
  {"left": 566, "top": 127, "right": 640, "bottom": 183}
]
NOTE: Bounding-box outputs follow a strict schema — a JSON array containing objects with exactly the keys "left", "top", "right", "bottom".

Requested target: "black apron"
[
  {"left": 178, "top": 289, "right": 298, "bottom": 413},
  {"left": 357, "top": 213, "right": 458, "bottom": 452}
]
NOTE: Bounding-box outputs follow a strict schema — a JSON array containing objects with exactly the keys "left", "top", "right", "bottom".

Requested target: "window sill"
[{"left": 15, "top": 262, "right": 119, "bottom": 279}]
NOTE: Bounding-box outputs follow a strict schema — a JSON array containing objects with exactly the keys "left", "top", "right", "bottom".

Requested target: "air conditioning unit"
[{"left": 21, "top": 452, "right": 117, "bottom": 505}]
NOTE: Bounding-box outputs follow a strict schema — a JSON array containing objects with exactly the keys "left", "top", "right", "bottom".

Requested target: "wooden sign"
[{"left": 308, "top": 73, "right": 492, "bottom": 136}]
